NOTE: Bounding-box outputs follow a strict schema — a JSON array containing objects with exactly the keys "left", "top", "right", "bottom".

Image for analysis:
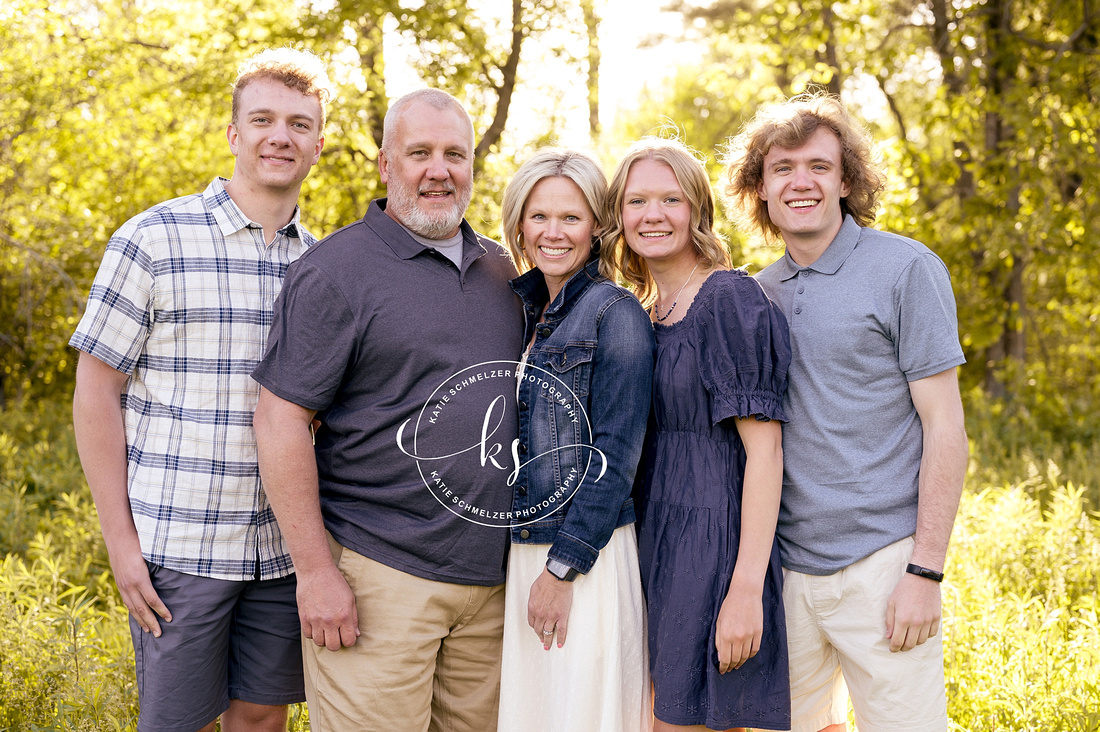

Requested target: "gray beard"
[{"left": 388, "top": 183, "right": 470, "bottom": 239}]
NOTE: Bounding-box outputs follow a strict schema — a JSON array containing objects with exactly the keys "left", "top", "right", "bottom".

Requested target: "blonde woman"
[
  {"left": 606, "top": 138, "right": 792, "bottom": 732},
  {"left": 497, "top": 148, "right": 654, "bottom": 731}
]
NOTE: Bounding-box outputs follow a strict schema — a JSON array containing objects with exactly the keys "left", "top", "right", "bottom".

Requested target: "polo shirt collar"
[
  {"left": 366, "top": 198, "right": 484, "bottom": 264},
  {"left": 775, "top": 214, "right": 860, "bottom": 281},
  {"left": 203, "top": 177, "right": 304, "bottom": 240}
]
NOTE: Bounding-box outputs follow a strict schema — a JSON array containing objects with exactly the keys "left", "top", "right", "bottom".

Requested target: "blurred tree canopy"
[
  {"left": 0, "top": 0, "right": 582, "bottom": 406},
  {"left": 1, "top": 0, "right": 1097, "bottom": 443},
  {"left": 621, "top": 0, "right": 1100, "bottom": 442}
]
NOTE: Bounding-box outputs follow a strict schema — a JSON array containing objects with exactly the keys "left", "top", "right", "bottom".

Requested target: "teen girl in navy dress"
[{"left": 606, "top": 138, "right": 792, "bottom": 732}]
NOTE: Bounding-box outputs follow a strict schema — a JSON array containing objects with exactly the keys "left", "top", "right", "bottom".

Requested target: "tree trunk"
[
  {"left": 475, "top": 0, "right": 524, "bottom": 165},
  {"left": 934, "top": 0, "right": 1026, "bottom": 397},
  {"left": 980, "top": 0, "right": 1027, "bottom": 396},
  {"left": 356, "top": 14, "right": 387, "bottom": 153},
  {"left": 819, "top": 3, "right": 842, "bottom": 95},
  {"left": 582, "top": 0, "right": 601, "bottom": 137}
]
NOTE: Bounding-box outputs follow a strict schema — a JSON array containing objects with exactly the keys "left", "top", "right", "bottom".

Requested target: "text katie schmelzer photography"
[{"left": 396, "top": 360, "right": 606, "bottom": 528}]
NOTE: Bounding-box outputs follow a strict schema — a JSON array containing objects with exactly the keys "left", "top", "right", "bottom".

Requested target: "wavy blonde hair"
[
  {"left": 721, "top": 91, "right": 886, "bottom": 242},
  {"left": 501, "top": 148, "right": 610, "bottom": 277},
  {"left": 604, "top": 138, "right": 730, "bottom": 307}
]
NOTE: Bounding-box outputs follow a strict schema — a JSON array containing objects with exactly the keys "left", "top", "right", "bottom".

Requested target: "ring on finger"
[{"left": 541, "top": 628, "right": 555, "bottom": 636}]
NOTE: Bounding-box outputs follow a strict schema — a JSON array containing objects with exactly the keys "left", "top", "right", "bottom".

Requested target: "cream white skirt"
[{"left": 497, "top": 524, "right": 652, "bottom": 732}]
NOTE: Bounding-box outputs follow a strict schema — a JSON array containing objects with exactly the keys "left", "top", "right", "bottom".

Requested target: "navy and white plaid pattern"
[{"left": 70, "top": 178, "right": 314, "bottom": 580}]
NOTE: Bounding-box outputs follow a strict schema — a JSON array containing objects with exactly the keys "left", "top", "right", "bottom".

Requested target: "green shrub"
[
  {"left": 945, "top": 482, "right": 1100, "bottom": 730},
  {"left": 0, "top": 546, "right": 135, "bottom": 731},
  {"left": 965, "top": 388, "right": 1100, "bottom": 511},
  {"left": 0, "top": 403, "right": 311, "bottom": 730},
  {"left": 2, "top": 401, "right": 1098, "bottom": 730},
  {"left": 1, "top": 401, "right": 136, "bottom": 729}
]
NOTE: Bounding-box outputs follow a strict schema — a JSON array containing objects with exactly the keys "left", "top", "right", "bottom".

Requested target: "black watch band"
[
  {"left": 906, "top": 563, "right": 944, "bottom": 583},
  {"left": 546, "top": 558, "right": 579, "bottom": 582}
]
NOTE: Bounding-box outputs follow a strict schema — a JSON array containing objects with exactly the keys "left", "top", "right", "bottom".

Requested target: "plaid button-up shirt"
[{"left": 70, "top": 178, "right": 314, "bottom": 580}]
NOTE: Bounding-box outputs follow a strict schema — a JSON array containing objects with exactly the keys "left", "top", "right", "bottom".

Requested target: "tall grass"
[
  {"left": 946, "top": 481, "right": 1100, "bottom": 729},
  {"left": 1, "top": 401, "right": 1097, "bottom": 730},
  {"left": 0, "top": 403, "right": 311, "bottom": 731},
  {"left": 964, "top": 387, "right": 1100, "bottom": 510},
  {"left": 0, "top": 401, "right": 134, "bottom": 729}
]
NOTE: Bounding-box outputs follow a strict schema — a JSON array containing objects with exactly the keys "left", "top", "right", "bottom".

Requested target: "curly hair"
[
  {"left": 604, "top": 138, "right": 731, "bottom": 307},
  {"left": 721, "top": 92, "right": 885, "bottom": 242},
  {"left": 232, "top": 48, "right": 334, "bottom": 131},
  {"left": 501, "top": 148, "right": 609, "bottom": 277}
]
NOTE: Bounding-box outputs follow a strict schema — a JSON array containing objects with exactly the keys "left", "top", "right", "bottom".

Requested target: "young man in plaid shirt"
[{"left": 71, "top": 48, "right": 330, "bottom": 732}]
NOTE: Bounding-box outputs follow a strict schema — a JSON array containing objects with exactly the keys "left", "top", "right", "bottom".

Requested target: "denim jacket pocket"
[
  {"left": 532, "top": 342, "right": 596, "bottom": 512},
  {"left": 544, "top": 342, "right": 596, "bottom": 398}
]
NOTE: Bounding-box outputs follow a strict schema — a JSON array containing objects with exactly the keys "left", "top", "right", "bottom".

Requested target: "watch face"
[{"left": 546, "top": 559, "right": 576, "bottom": 581}]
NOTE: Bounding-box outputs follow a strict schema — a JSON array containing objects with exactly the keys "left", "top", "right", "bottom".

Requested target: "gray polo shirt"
[
  {"left": 253, "top": 199, "right": 524, "bottom": 586},
  {"left": 755, "top": 216, "right": 965, "bottom": 575}
]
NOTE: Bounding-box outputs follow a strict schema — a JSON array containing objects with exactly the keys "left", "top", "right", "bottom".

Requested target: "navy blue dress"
[{"left": 637, "top": 270, "right": 792, "bottom": 730}]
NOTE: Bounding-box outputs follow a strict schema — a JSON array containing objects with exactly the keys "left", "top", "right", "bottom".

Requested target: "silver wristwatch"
[{"left": 545, "top": 558, "right": 579, "bottom": 582}]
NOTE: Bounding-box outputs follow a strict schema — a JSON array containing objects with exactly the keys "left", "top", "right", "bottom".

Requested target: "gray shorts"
[{"left": 130, "top": 563, "right": 305, "bottom": 732}]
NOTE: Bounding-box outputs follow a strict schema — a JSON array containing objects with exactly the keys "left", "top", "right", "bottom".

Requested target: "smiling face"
[
  {"left": 379, "top": 101, "right": 474, "bottom": 239},
  {"left": 227, "top": 78, "right": 325, "bottom": 198},
  {"left": 757, "top": 126, "right": 851, "bottom": 260},
  {"left": 621, "top": 159, "right": 695, "bottom": 268},
  {"left": 520, "top": 176, "right": 595, "bottom": 299}
]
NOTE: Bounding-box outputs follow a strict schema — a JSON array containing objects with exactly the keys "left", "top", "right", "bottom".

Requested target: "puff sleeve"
[{"left": 695, "top": 271, "right": 791, "bottom": 425}]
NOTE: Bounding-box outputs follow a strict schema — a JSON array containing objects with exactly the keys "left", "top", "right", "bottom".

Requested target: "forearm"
[
  {"left": 549, "top": 421, "right": 643, "bottom": 566},
  {"left": 730, "top": 418, "right": 782, "bottom": 594},
  {"left": 714, "top": 418, "right": 781, "bottom": 671},
  {"left": 254, "top": 390, "right": 331, "bottom": 574},
  {"left": 549, "top": 388, "right": 650, "bottom": 571},
  {"left": 255, "top": 387, "right": 362, "bottom": 648},
  {"left": 911, "top": 418, "right": 968, "bottom": 571},
  {"left": 550, "top": 302, "right": 654, "bottom": 571},
  {"left": 73, "top": 354, "right": 176, "bottom": 631},
  {"left": 72, "top": 356, "right": 140, "bottom": 559},
  {"left": 882, "top": 371, "right": 966, "bottom": 650},
  {"left": 908, "top": 371, "right": 969, "bottom": 571}
]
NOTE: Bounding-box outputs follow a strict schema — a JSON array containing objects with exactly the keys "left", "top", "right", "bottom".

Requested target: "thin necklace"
[{"left": 654, "top": 263, "right": 699, "bottom": 322}]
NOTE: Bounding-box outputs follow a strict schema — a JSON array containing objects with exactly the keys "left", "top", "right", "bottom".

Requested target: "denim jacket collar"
[
  {"left": 504, "top": 257, "right": 654, "bottom": 568},
  {"left": 510, "top": 257, "right": 604, "bottom": 343}
]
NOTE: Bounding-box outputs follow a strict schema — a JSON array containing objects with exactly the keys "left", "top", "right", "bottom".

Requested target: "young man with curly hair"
[{"left": 723, "top": 93, "right": 968, "bottom": 732}]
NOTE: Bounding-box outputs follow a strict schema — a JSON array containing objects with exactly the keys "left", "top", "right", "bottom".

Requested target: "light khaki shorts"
[
  {"left": 303, "top": 535, "right": 505, "bottom": 732},
  {"left": 782, "top": 536, "right": 948, "bottom": 732}
]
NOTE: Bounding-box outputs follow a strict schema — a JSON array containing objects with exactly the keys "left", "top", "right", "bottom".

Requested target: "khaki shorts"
[
  {"left": 782, "top": 537, "right": 948, "bottom": 732},
  {"left": 303, "top": 535, "right": 505, "bottom": 732}
]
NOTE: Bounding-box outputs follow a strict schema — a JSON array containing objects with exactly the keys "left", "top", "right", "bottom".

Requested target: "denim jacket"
[{"left": 508, "top": 258, "right": 655, "bottom": 575}]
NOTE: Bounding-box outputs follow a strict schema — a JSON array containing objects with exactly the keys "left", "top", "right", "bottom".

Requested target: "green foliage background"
[
  {"left": 2, "top": 0, "right": 1098, "bottom": 728},
  {"left": 2, "top": 405, "right": 1098, "bottom": 729},
  {"left": 3, "top": 0, "right": 1098, "bottom": 442}
]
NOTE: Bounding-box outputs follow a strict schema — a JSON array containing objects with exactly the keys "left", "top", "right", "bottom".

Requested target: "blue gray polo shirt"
[{"left": 755, "top": 215, "right": 965, "bottom": 575}]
